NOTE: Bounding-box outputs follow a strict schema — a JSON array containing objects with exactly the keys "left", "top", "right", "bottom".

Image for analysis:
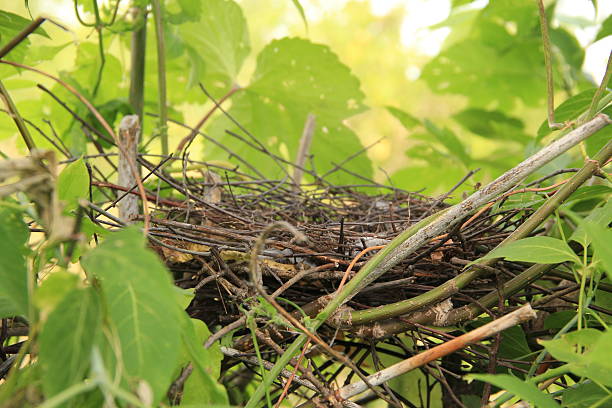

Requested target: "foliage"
[{"left": 0, "top": 0, "right": 610, "bottom": 407}]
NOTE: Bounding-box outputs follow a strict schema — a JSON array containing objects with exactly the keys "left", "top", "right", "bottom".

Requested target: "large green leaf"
[
  {"left": 57, "top": 157, "right": 89, "bottom": 213},
  {"left": 467, "top": 373, "right": 561, "bottom": 408},
  {"left": 206, "top": 37, "right": 371, "bottom": 183},
  {"left": 179, "top": 0, "right": 250, "bottom": 92},
  {"left": 478, "top": 236, "right": 581, "bottom": 265},
  {"left": 38, "top": 287, "right": 101, "bottom": 399},
  {"left": 422, "top": 0, "right": 544, "bottom": 109},
  {"left": 0, "top": 205, "right": 30, "bottom": 317},
  {"left": 81, "top": 227, "right": 183, "bottom": 403}
]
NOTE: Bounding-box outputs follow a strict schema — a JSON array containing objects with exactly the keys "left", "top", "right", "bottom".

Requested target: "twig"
[
  {"left": 0, "top": 17, "right": 45, "bottom": 59},
  {"left": 337, "top": 305, "right": 536, "bottom": 399},
  {"left": 293, "top": 113, "right": 316, "bottom": 190},
  {"left": 536, "top": 0, "right": 564, "bottom": 130},
  {"left": 117, "top": 115, "right": 141, "bottom": 222},
  {"left": 0, "top": 81, "right": 36, "bottom": 152}
]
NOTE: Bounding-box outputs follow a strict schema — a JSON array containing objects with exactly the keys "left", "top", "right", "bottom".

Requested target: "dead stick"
[
  {"left": 293, "top": 113, "right": 316, "bottom": 190},
  {"left": 117, "top": 115, "right": 141, "bottom": 222},
  {"left": 337, "top": 304, "right": 536, "bottom": 399}
]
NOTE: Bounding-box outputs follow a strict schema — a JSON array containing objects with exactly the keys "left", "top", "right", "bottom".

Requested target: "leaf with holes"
[{"left": 206, "top": 37, "right": 371, "bottom": 184}]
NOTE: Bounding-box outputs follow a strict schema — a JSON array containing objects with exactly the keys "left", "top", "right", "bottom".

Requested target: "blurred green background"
[{"left": 0, "top": 0, "right": 610, "bottom": 196}]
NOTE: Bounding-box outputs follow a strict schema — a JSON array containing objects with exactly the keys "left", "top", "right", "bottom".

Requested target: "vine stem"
[
  {"left": 0, "top": 81, "right": 36, "bottom": 152},
  {"left": 243, "top": 114, "right": 610, "bottom": 408},
  {"left": 151, "top": 0, "right": 168, "bottom": 155},
  {"left": 128, "top": 4, "right": 147, "bottom": 125},
  {"left": 536, "top": 0, "right": 564, "bottom": 129}
]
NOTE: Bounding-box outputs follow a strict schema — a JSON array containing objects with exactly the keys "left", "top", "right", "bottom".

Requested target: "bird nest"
[{"left": 93, "top": 148, "right": 546, "bottom": 406}]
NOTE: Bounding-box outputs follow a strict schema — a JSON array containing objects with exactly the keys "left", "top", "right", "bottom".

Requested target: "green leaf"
[
  {"left": 422, "top": 0, "right": 544, "bottom": 109},
  {"left": 595, "top": 14, "right": 612, "bottom": 42},
  {"left": 81, "top": 227, "right": 183, "bottom": 403},
  {"left": 206, "top": 37, "right": 371, "bottom": 184},
  {"left": 0, "top": 204, "right": 29, "bottom": 317},
  {"left": 541, "top": 329, "right": 612, "bottom": 386},
  {"left": 478, "top": 237, "right": 581, "bottom": 265},
  {"left": 423, "top": 119, "right": 470, "bottom": 165},
  {"left": 563, "top": 382, "right": 611, "bottom": 408},
  {"left": 179, "top": 0, "right": 250, "bottom": 91},
  {"left": 34, "top": 270, "right": 79, "bottom": 314},
  {"left": 569, "top": 199, "right": 612, "bottom": 247},
  {"left": 583, "top": 221, "right": 612, "bottom": 275},
  {"left": 166, "top": 0, "right": 203, "bottom": 23},
  {"left": 498, "top": 325, "right": 532, "bottom": 361},
  {"left": 565, "top": 185, "right": 612, "bottom": 204},
  {"left": 453, "top": 108, "right": 530, "bottom": 142},
  {"left": 467, "top": 373, "right": 561, "bottom": 408},
  {"left": 550, "top": 27, "right": 585, "bottom": 73},
  {"left": 0, "top": 11, "right": 49, "bottom": 74},
  {"left": 180, "top": 317, "right": 228, "bottom": 405},
  {"left": 586, "top": 105, "right": 612, "bottom": 157},
  {"left": 39, "top": 287, "right": 101, "bottom": 399},
  {"left": 0, "top": 297, "right": 17, "bottom": 319},
  {"left": 57, "top": 157, "right": 89, "bottom": 213},
  {"left": 387, "top": 106, "right": 420, "bottom": 129}
]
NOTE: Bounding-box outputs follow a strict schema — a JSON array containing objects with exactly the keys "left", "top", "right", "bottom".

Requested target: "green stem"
[
  {"left": 349, "top": 138, "right": 612, "bottom": 335},
  {"left": 151, "top": 0, "right": 168, "bottom": 155},
  {"left": 128, "top": 4, "right": 147, "bottom": 134},
  {"left": 536, "top": 0, "right": 563, "bottom": 129},
  {"left": 37, "top": 380, "right": 97, "bottom": 408},
  {"left": 0, "top": 80, "right": 36, "bottom": 152},
  {"left": 586, "top": 51, "right": 612, "bottom": 120}
]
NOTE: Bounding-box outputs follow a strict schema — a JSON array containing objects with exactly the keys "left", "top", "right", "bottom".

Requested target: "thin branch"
[
  {"left": 337, "top": 305, "right": 536, "bottom": 400},
  {"left": 536, "top": 0, "right": 563, "bottom": 129}
]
